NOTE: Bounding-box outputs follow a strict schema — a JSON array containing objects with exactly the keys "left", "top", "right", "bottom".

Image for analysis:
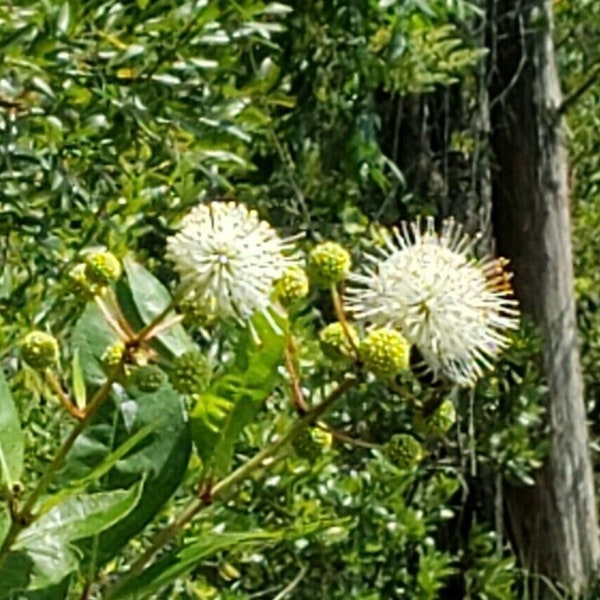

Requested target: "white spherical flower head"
[
  {"left": 167, "top": 202, "right": 299, "bottom": 327},
  {"left": 345, "top": 217, "right": 519, "bottom": 386}
]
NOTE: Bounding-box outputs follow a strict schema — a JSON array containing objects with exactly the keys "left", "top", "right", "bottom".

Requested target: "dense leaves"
[{"left": 0, "top": 0, "right": 596, "bottom": 599}]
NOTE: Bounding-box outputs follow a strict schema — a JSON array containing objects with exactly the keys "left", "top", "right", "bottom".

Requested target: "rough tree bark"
[{"left": 488, "top": 0, "right": 600, "bottom": 595}]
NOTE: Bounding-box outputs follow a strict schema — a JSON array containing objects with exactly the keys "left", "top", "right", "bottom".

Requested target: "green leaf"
[
  {"left": 0, "top": 368, "right": 24, "bottom": 487},
  {"left": 71, "top": 348, "right": 86, "bottom": 411},
  {"left": 0, "top": 551, "right": 34, "bottom": 598},
  {"left": 110, "top": 530, "right": 280, "bottom": 600},
  {"left": 190, "top": 312, "right": 286, "bottom": 477},
  {"left": 17, "top": 484, "right": 143, "bottom": 548},
  {"left": 71, "top": 303, "right": 120, "bottom": 387},
  {"left": 123, "top": 256, "right": 195, "bottom": 358},
  {"left": 58, "top": 381, "right": 191, "bottom": 565}
]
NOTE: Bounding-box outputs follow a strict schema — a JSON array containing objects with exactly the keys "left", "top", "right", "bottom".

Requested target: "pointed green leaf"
[
  {"left": 123, "top": 256, "right": 195, "bottom": 357},
  {"left": 0, "top": 551, "right": 33, "bottom": 598},
  {"left": 110, "top": 530, "right": 280, "bottom": 600},
  {"left": 0, "top": 369, "right": 24, "bottom": 487},
  {"left": 71, "top": 348, "right": 87, "bottom": 411},
  {"left": 71, "top": 303, "right": 120, "bottom": 387},
  {"left": 58, "top": 381, "right": 191, "bottom": 565},
  {"left": 190, "top": 312, "right": 286, "bottom": 477},
  {"left": 17, "top": 483, "right": 142, "bottom": 547}
]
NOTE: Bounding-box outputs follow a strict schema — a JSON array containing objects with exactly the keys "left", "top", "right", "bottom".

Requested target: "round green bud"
[
  {"left": 413, "top": 399, "right": 457, "bottom": 438},
  {"left": 360, "top": 328, "right": 410, "bottom": 379},
  {"left": 275, "top": 266, "right": 309, "bottom": 306},
  {"left": 384, "top": 434, "right": 424, "bottom": 469},
  {"left": 126, "top": 365, "right": 168, "bottom": 395},
  {"left": 169, "top": 350, "right": 211, "bottom": 395},
  {"left": 20, "top": 331, "right": 59, "bottom": 370},
  {"left": 178, "top": 296, "right": 215, "bottom": 329},
  {"left": 308, "top": 241, "right": 351, "bottom": 288},
  {"left": 102, "top": 341, "right": 126, "bottom": 368},
  {"left": 67, "top": 264, "right": 102, "bottom": 300},
  {"left": 292, "top": 425, "right": 333, "bottom": 463},
  {"left": 318, "top": 321, "right": 358, "bottom": 361},
  {"left": 84, "top": 251, "right": 122, "bottom": 287}
]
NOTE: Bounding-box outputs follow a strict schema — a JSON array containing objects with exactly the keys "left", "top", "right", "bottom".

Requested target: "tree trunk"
[{"left": 488, "top": 0, "right": 600, "bottom": 595}]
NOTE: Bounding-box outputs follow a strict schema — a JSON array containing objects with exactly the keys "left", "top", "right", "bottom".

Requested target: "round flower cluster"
[
  {"left": 21, "top": 332, "right": 59, "bottom": 370},
  {"left": 275, "top": 265, "right": 309, "bottom": 306},
  {"left": 384, "top": 434, "right": 424, "bottom": 469},
  {"left": 166, "top": 202, "right": 299, "bottom": 328},
  {"left": 168, "top": 350, "right": 211, "bottom": 396},
  {"left": 359, "top": 328, "right": 410, "bottom": 380},
  {"left": 319, "top": 321, "right": 358, "bottom": 361},
  {"left": 308, "top": 241, "right": 351, "bottom": 288},
  {"left": 346, "top": 217, "right": 519, "bottom": 386}
]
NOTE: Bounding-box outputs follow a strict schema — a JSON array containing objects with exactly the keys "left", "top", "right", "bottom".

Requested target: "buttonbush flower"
[
  {"left": 166, "top": 202, "right": 299, "bottom": 327},
  {"left": 346, "top": 217, "right": 519, "bottom": 386}
]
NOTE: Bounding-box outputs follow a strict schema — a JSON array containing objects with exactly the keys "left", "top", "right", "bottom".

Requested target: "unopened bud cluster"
[
  {"left": 308, "top": 242, "right": 351, "bottom": 288},
  {"left": 20, "top": 332, "right": 59, "bottom": 370},
  {"left": 293, "top": 426, "right": 333, "bottom": 463},
  {"left": 126, "top": 365, "right": 168, "bottom": 395},
  {"left": 275, "top": 266, "right": 309, "bottom": 306},
  {"left": 360, "top": 328, "right": 410, "bottom": 379},
  {"left": 168, "top": 350, "right": 211, "bottom": 395},
  {"left": 102, "top": 341, "right": 126, "bottom": 368},
  {"left": 384, "top": 434, "right": 423, "bottom": 469},
  {"left": 68, "top": 251, "right": 121, "bottom": 299},
  {"left": 318, "top": 322, "right": 358, "bottom": 361}
]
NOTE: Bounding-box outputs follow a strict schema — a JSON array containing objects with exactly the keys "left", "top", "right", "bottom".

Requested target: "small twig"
[
  {"left": 284, "top": 333, "right": 308, "bottom": 414},
  {"left": 45, "top": 371, "right": 85, "bottom": 421},
  {"left": 95, "top": 295, "right": 130, "bottom": 341},
  {"left": 330, "top": 285, "right": 360, "bottom": 359},
  {"left": 134, "top": 285, "right": 189, "bottom": 344},
  {"left": 0, "top": 370, "right": 122, "bottom": 569},
  {"left": 558, "top": 63, "right": 600, "bottom": 115},
  {"left": 272, "top": 565, "right": 308, "bottom": 600}
]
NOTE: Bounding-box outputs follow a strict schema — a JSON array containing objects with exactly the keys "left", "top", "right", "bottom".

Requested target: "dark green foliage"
[{"left": 0, "top": 0, "right": 595, "bottom": 598}]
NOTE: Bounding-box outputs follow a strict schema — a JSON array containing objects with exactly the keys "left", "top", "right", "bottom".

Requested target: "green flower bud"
[
  {"left": 178, "top": 296, "right": 215, "bottom": 329},
  {"left": 102, "top": 341, "right": 126, "bottom": 368},
  {"left": 275, "top": 266, "right": 309, "bottom": 306},
  {"left": 20, "top": 331, "right": 59, "bottom": 370},
  {"left": 360, "top": 328, "right": 410, "bottom": 379},
  {"left": 308, "top": 242, "right": 351, "bottom": 288},
  {"left": 318, "top": 321, "right": 358, "bottom": 361},
  {"left": 126, "top": 365, "right": 168, "bottom": 395},
  {"left": 169, "top": 350, "right": 211, "bottom": 395},
  {"left": 292, "top": 425, "right": 333, "bottom": 463},
  {"left": 413, "top": 399, "right": 457, "bottom": 438},
  {"left": 67, "top": 264, "right": 102, "bottom": 300},
  {"left": 84, "top": 251, "right": 122, "bottom": 287},
  {"left": 384, "top": 434, "right": 424, "bottom": 469}
]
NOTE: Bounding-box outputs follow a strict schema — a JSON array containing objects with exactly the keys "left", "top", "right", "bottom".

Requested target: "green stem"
[
  {"left": 330, "top": 285, "right": 360, "bottom": 359},
  {"left": 0, "top": 374, "right": 118, "bottom": 568},
  {"left": 104, "top": 375, "right": 357, "bottom": 599}
]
